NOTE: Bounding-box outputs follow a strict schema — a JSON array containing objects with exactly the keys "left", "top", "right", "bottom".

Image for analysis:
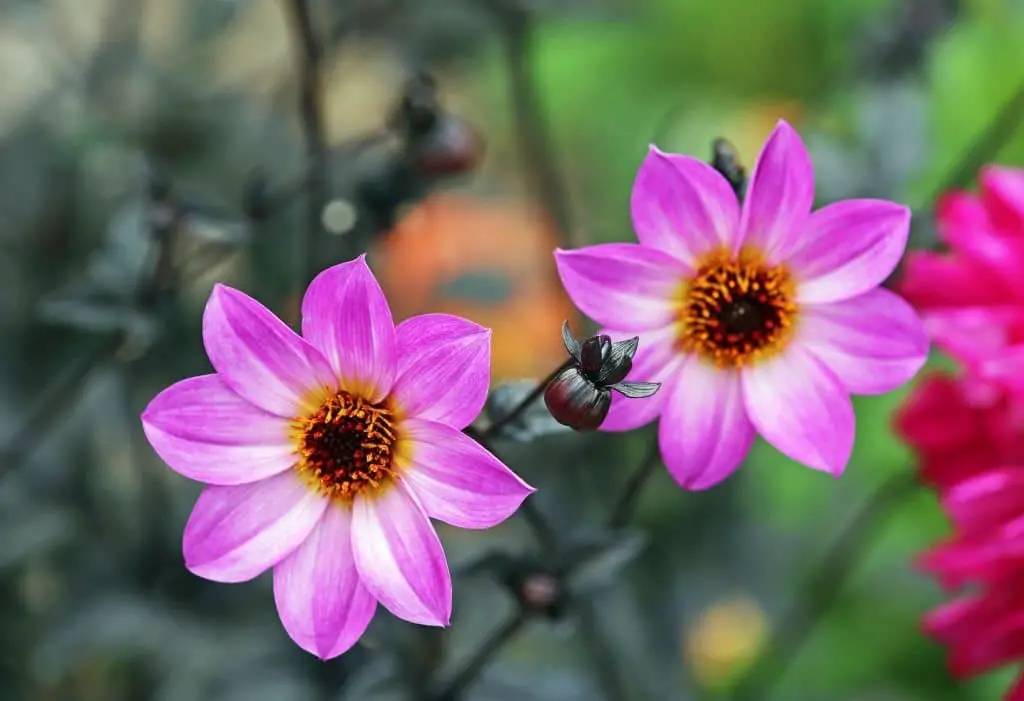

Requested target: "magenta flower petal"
[
  {"left": 351, "top": 480, "right": 451, "bottom": 626},
  {"left": 631, "top": 146, "right": 741, "bottom": 265},
  {"left": 399, "top": 418, "right": 534, "bottom": 529},
  {"left": 391, "top": 314, "right": 490, "bottom": 429},
  {"left": 741, "top": 346, "right": 854, "bottom": 476},
  {"left": 555, "top": 244, "right": 686, "bottom": 331},
  {"left": 739, "top": 120, "right": 815, "bottom": 261},
  {"left": 599, "top": 325, "right": 686, "bottom": 432},
  {"left": 273, "top": 504, "right": 377, "bottom": 660},
  {"left": 203, "top": 285, "right": 335, "bottom": 417},
  {"left": 980, "top": 165, "right": 1024, "bottom": 230},
  {"left": 942, "top": 468, "right": 1024, "bottom": 536},
  {"left": 141, "top": 375, "right": 295, "bottom": 485},
  {"left": 800, "top": 288, "right": 929, "bottom": 395},
  {"left": 658, "top": 359, "right": 756, "bottom": 490},
  {"left": 790, "top": 200, "right": 911, "bottom": 305},
  {"left": 301, "top": 256, "right": 398, "bottom": 403},
  {"left": 183, "top": 471, "right": 328, "bottom": 583}
]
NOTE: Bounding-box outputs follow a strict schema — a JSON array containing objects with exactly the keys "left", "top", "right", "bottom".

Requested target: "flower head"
[
  {"left": 899, "top": 166, "right": 1024, "bottom": 393},
  {"left": 555, "top": 120, "right": 929, "bottom": 489},
  {"left": 543, "top": 321, "right": 660, "bottom": 431},
  {"left": 141, "top": 255, "right": 534, "bottom": 659}
]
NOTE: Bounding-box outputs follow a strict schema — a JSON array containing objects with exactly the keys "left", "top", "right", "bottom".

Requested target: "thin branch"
[
  {"left": 481, "top": 359, "right": 572, "bottom": 441},
  {"left": 607, "top": 431, "right": 661, "bottom": 528},
  {"left": 498, "top": 6, "right": 575, "bottom": 248},
  {"left": 727, "top": 472, "right": 917, "bottom": 701},
  {"left": 575, "top": 600, "right": 630, "bottom": 701},
  {"left": 430, "top": 611, "right": 529, "bottom": 700},
  {"left": 284, "top": 0, "right": 331, "bottom": 285}
]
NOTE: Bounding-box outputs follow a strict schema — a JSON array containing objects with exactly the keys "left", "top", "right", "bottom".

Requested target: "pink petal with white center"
[
  {"left": 599, "top": 325, "right": 687, "bottom": 432},
  {"left": 739, "top": 120, "right": 815, "bottom": 261},
  {"left": 273, "top": 503, "right": 377, "bottom": 660},
  {"left": 142, "top": 375, "right": 295, "bottom": 485},
  {"left": 203, "top": 285, "right": 335, "bottom": 418},
  {"left": 658, "top": 358, "right": 755, "bottom": 490},
  {"left": 554, "top": 244, "right": 686, "bottom": 332},
  {"left": 943, "top": 468, "right": 1024, "bottom": 536},
  {"left": 351, "top": 480, "right": 451, "bottom": 626},
  {"left": 183, "top": 471, "right": 328, "bottom": 583},
  {"left": 981, "top": 165, "right": 1024, "bottom": 231},
  {"left": 790, "top": 199, "right": 911, "bottom": 305},
  {"left": 800, "top": 288, "right": 928, "bottom": 396},
  {"left": 391, "top": 314, "right": 491, "bottom": 429},
  {"left": 398, "top": 418, "right": 534, "bottom": 528},
  {"left": 301, "top": 256, "right": 397, "bottom": 403},
  {"left": 630, "top": 146, "right": 741, "bottom": 265},
  {"left": 741, "top": 345, "right": 854, "bottom": 476}
]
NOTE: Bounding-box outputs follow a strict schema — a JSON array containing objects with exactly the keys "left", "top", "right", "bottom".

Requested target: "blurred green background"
[{"left": 1, "top": 0, "right": 1023, "bottom": 699}]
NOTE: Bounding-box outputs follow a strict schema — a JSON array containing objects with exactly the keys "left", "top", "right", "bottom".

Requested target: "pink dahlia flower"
[
  {"left": 141, "top": 256, "right": 534, "bottom": 659},
  {"left": 900, "top": 166, "right": 1024, "bottom": 390},
  {"left": 555, "top": 120, "right": 928, "bottom": 489}
]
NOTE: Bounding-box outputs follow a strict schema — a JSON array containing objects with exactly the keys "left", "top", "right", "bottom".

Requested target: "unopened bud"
[{"left": 711, "top": 138, "right": 747, "bottom": 201}]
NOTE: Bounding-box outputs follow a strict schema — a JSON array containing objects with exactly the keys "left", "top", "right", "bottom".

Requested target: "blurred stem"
[
  {"left": 284, "top": 0, "right": 330, "bottom": 285},
  {"left": 431, "top": 610, "right": 529, "bottom": 700},
  {"left": 727, "top": 472, "right": 917, "bottom": 701},
  {"left": 498, "top": 5, "right": 575, "bottom": 248},
  {"left": 576, "top": 600, "right": 630, "bottom": 701},
  {"left": 480, "top": 359, "right": 572, "bottom": 441},
  {"left": 607, "top": 430, "right": 661, "bottom": 528}
]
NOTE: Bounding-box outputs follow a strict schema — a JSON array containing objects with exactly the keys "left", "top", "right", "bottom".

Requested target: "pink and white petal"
[
  {"left": 739, "top": 120, "right": 815, "bottom": 261},
  {"left": 351, "top": 481, "right": 452, "bottom": 626},
  {"left": 790, "top": 199, "right": 911, "bottom": 305},
  {"left": 741, "top": 345, "right": 854, "bottom": 476},
  {"left": 398, "top": 418, "right": 534, "bottom": 529},
  {"left": 301, "top": 256, "right": 397, "bottom": 403},
  {"left": 631, "top": 146, "right": 741, "bottom": 265},
  {"left": 141, "top": 374, "right": 295, "bottom": 485},
  {"left": 981, "top": 165, "right": 1024, "bottom": 231},
  {"left": 203, "top": 285, "right": 335, "bottom": 417},
  {"left": 273, "top": 504, "right": 377, "bottom": 660},
  {"left": 799, "top": 288, "right": 929, "bottom": 396},
  {"left": 391, "top": 314, "right": 490, "bottom": 429},
  {"left": 183, "top": 471, "right": 328, "bottom": 583},
  {"left": 554, "top": 245, "right": 686, "bottom": 332},
  {"left": 598, "top": 325, "right": 686, "bottom": 432},
  {"left": 658, "top": 359, "right": 756, "bottom": 490}
]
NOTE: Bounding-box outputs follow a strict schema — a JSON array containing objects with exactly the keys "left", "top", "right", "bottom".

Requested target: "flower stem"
[
  {"left": 481, "top": 359, "right": 573, "bottom": 441},
  {"left": 430, "top": 610, "right": 529, "bottom": 700},
  {"left": 727, "top": 471, "right": 917, "bottom": 701},
  {"left": 607, "top": 431, "right": 661, "bottom": 528}
]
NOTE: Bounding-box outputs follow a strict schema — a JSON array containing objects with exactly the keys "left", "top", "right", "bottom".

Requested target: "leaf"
[{"left": 483, "top": 380, "right": 572, "bottom": 442}]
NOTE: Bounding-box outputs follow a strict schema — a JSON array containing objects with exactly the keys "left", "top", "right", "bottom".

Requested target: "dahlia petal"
[
  {"left": 273, "top": 504, "right": 377, "bottom": 660},
  {"left": 936, "top": 192, "right": 991, "bottom": 247},
  {"left": 301, "top": 256, "right": 397, "bottom": 403},
  {"left": 658, "top": 359, "right": 755, "bottom": 490},
  {"left": 598, "top": 325, "right": 686, "bottom": 432},
  {"left": 391, "top": 314, "right": 491, "bottom": 429},
  {"left": 1009, "top": 672, "right": 1024, "bottom": 701},
  {"left": 351, "top": 481, "right": 451, "bottom": 626},
  {"left": 739, "top": 120, "right": 815, "bottom": 261},
  {"left": 741, "top": 345, "right": 854, "bottom": 476},
  {"left": 791, "top": 199, "right": 911, "bottom": 305},
  {"left": 203, "top": 285, "right": 335, "bottom": 417},
  {"left": 183, "top": 471, "right": 328, "bottom": 583},
  {"left": 141, "top": 375, "right": 295, "bottom": 485},
  {"left": 943, "top": 468, "right": 1024, "bottom": 536},
  {"left": 924, "top": 306, "right": 1024, "bottom": 367},
  {"left": 979, "top": 346, "right": 1024, "bottom": 394},
  {"left": 937, "top": 192, "right": 1024, "bottom": 289},
  {"left": 398, "top": 418, "right": 534, "bottom": 529},
  {"left": 630, "top": 147, "right": 741, "bottom": 264},
  {"left": 800, "top": 288, "right": 928, "bottom": 395},
  {"left": 554, "top": 245, "right": 687, "bottom": 332},
  {"left": 981, "top": 165, "right": 1024, "bottom": 231},
  {"left": 898, "top": 252, "right": 1006, "bottom": 308},
  {"left": 949, "top": 610, "right": 1024, "bottom": 678}
]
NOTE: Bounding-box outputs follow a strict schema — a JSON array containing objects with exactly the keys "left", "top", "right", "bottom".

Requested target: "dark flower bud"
[
  {"left": 408, "top": 114, "right": 484, "bottom": 178},
  {"left": 390, "top": 71, "right": 440, "bottom": 138},
  {"left": 711, "top": 138, "right": 747, "bottom": 201},
  {"left": 544, "top": 322, "right": 661, "bottom": 431}
]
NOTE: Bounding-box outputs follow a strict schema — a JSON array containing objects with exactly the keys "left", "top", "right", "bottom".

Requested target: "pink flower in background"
[
  {"left": 556, "top": 120, "right": 928, "bottom": 489},
  {"left": 141, "top": 256, "right": 533, "bottom": 660},
  {"left": 900, "top": 166, "right": 1024, "bottom": 391}
]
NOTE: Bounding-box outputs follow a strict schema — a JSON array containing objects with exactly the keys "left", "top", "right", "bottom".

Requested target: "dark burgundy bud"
[
  {"left": 408, "top": 115, "right": 484, "bottom": 178},
  {"left": 390, "top": 71, "right": 440, "bottom": 138},
  {"left": 518, "top": 571, "right": 568, "bottom": 619},
  {"left": 544, "top": 322, "right": 662, "bottom": 431},
  {"left": 711, "top": 138, "right": 747, "bottom": 201}
]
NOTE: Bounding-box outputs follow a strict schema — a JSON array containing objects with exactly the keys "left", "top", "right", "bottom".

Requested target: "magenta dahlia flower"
[
  {"left": 555, "top": 120, "right": 928, "bottom": 489},
  {"left": 141, "top": 256, "right": 534, "bottom": 659},
  {"left": 900, "top": 165, "right": 1024, "bottom": 392}
]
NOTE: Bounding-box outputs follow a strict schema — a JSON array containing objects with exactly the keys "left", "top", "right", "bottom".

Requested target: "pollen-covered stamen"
[
  {"left": 679, "top": 252, "right": 797, "bottom": 367},
  {"left": 293, "top": 391, "right": 398, "bottom": 501}
]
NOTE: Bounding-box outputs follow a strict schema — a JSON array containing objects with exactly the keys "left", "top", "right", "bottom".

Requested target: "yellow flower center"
[
  {"left": 678, "top": 249, "right": 797, "bottom": 368},
  {"left": 292, "top": 391, "right": 398, "bottom": 502}
]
